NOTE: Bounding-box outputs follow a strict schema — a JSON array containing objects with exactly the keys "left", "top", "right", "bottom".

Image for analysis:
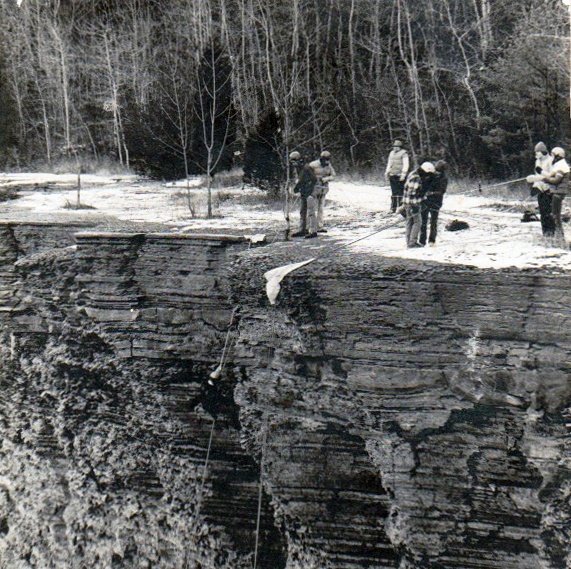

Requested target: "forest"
[{"left": 0, "top": 0, "right": 569, "bottom": 184}]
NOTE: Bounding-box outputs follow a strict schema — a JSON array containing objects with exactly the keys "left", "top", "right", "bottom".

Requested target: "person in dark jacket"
[
  {"left": 419, "top": 160, "right": 448, "bottom": 246},
  {"left": 292, "top": 162, "right": 319, "bottom": 238},
  {"left": 541, "top": 146, "right": 570, "bottom": 243},
  {"left": 531, "top": 142, "right": 555, "bottom": 236},
  {"left": 288, "top": 150, "right": 304, "bottom": 183}
]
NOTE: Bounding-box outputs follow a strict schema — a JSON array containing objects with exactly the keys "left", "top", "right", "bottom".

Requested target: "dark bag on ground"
[
  {"left": 445, "top": 219, "right": 470, "bottom": 232},
  {"left": 521, "top": 210, "right": 539, "bottom": 222}
]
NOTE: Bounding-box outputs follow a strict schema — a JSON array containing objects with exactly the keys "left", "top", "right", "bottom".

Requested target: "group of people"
[
  {"left": 289, "top": 138, "right": 570, "bottom": 249},
  {"left": 527, "top": 142, "right": 571, "bottom": 242},
  {"left": 385, "top": 139, "right": 450, "bottom": 247},
  {"left": 288, "top": 140, "right": 448, "bottom": 248}
]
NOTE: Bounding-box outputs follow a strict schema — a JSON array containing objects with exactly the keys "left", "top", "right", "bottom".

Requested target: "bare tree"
[{"left": 193, "top": 33, "right": 235, "bottom": 218}]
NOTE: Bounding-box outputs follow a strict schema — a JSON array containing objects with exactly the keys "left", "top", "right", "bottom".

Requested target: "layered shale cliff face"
[{"left": 0, "top": 223, "right": 570, "bottom": 569}]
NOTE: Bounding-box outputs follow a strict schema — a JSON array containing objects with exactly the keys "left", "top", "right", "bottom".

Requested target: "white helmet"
[
  {"left": 552, "top": 147, "right": 566, "bottom": 158},
  {"left": 420, "top": 162, "right": 436, "bottom": 173},
  {"left": 320, "top": 150, "right": 331, "bottom": 159},
  {"left": 289, "top": 151, "right": 301, "bottom": 161}
]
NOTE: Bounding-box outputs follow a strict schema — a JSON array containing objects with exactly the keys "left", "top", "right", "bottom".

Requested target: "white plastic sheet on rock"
[
  {"left": 264, "top": 258, "right": 316, "bottom": 305},
  {"left": 245, "top": 234, "right": 266, "bottom": 244}
]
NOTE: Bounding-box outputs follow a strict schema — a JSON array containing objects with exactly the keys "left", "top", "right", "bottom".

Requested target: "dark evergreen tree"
[
  {"left": 242, "top": 111, "right": 284, "bottom": 197},
  {"left": 122, "top": 91, "right": 190, "bottom": 180},
  {"left": 0, "top": 51, "right": 18, "bottom": 168}
]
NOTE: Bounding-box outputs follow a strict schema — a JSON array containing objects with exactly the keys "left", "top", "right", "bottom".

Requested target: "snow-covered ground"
[{"left": 1, "top": 171, "right": 571, "bottom": 271}]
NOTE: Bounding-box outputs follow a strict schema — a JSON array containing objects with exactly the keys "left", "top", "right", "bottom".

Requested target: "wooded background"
[{"left": 0, "top": 0, "right": 569, "bottom": 182}]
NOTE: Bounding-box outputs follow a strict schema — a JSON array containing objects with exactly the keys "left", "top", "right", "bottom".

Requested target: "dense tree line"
[{"left": 0, "top": 0, "right": 568, "bottom": 181}]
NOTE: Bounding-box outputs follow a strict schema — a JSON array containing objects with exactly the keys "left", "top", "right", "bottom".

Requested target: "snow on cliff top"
[{"left": 1, "top": 171, "right": 571, "bottom": 272}]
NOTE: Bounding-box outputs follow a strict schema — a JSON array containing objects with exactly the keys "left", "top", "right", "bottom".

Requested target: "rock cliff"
[
  {"left": 0, "top": 222, "right": 569, "bottom": 568},
  {"left": 230, "top": 243, "right": 571, "bottom": 569},
  {"left": 0, "top": 223, "right": 284, "bottom": 569}
]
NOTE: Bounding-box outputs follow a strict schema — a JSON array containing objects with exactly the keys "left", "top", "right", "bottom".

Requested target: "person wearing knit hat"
[
  {"left": 400, "top": 162, "right": 436, "bottom": 248},
  {"left": 289, "top": 151, "right": 304, "bottom": 183},
  {"left": 385, "top": 140, "right": 410, "bottom": 212},
  {"left": 419, "top": 160, "right": 448, "bottom": 246},
  {"left": 289, "top": 150, "right": 314, "bottom": 238}
]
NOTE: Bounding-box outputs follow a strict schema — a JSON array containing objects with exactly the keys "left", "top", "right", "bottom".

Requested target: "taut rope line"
[{"left": 252, "top": 415, "right": 269, "bottom": 569}]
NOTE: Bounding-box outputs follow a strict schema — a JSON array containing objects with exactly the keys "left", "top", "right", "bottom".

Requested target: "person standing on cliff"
[
  {"left": 385, "top": 140, "right": 410, "bottom": 213},
  {"left": 419, "top": 160, "right": 448, "bottom": 246},
  {"left": 400, "top": 162, "right": 436, "bottom": 248},
  {"left": 308, "top": 151, "right": 336, "bottom": 233},
  {"left": 528, "top": 142, "right": 555, "bottom": 236},
  {"left": 539, "top": 146, "right": 570, "bottom": 244},
  {"left": 292, "top": 160, "right": 319, "bottom": 238},
  {"left": 288, "top": 150, "right": 304, "bottom": 184},
  {"left": 289, "top": 151, "right": 307, "bottom": 237}
]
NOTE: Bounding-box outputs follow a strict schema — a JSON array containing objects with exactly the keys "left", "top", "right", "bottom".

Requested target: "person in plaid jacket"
[{"left": 401, "top": 162, "right": 436, "bottom": 248}]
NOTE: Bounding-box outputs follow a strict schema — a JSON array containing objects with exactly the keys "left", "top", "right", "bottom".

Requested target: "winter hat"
[
  {"left": 393, "top": 140, "right": 403, "bottom": 147},
  {"left": 534, "top": 141, "right": 548, "bottom": 154},
  {"left": 552, "top": 147, "right": 566, "bottom": 158},
  {"left": 320, "top": 150, "right": 331, "bottom": 159},
  {"left": 420, "top": 162, "right": 436, "bottom": 173},
  {"left": 435, "top": 160, "right": 448, "bottom": 172},
  {"left": 289, "top": 151, "right": 301, "bottom": 161}
]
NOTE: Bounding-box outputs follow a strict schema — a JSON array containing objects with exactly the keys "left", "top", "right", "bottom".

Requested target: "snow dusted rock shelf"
[{"left": 0, "top": 221, "right": 569, "bottom": 568}]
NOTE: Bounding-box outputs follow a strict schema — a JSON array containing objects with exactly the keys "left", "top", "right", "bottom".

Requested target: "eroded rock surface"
[
  {"left": 0, "top": 223, "right": 284, "bottom": 569},
  {"left": 230, "top": 243, "right": 571, "bottom": 568}
]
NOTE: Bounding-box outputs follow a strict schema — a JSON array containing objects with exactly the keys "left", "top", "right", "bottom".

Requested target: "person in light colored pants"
[
  {"left": 308, "top": 151, "right": 336, "bottom": 233},
  {"left": 292, "top": 162, "right": 319, "bottom": 238}
]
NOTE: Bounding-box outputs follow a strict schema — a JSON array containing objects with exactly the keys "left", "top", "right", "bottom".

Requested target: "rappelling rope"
[
  {"left": 252, "top": 415, "right": 269, "bottom": 569},
  {"left": 328, "top": 217, "right": 406, "bottom": 253},
  {"left": 196, "top": 416, "right": 216, "bottom": 520},
  {"left": 265, "top": 175, "right": 538, "bottom": 303},
  {"left": 208, "top": 306, "right": 239, "bottom": 384},
  {"left": 263, "top": 217, "right": 408, "bottom": 304},
  {"left": 471, "top": 177, "right": 528, "bottom": 195}
]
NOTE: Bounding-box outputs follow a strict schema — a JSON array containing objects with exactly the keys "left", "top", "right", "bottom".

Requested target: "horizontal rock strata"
[
  {"left": 0, "top": 223, "right": 285, "bottom": 569},
  {"left": 0, "top": 223, "right": 570, "bottom": 568},
  {"left": 230, "top": 243, "right": 571, "bottom": 568}
]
